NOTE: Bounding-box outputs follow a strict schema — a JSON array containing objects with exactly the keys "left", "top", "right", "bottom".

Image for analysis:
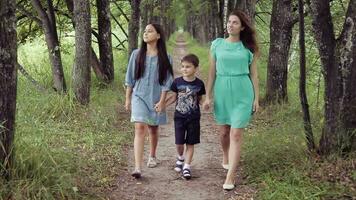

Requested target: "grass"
[{"left": 1, "top": 37, "right": 132, "bottom": 199}]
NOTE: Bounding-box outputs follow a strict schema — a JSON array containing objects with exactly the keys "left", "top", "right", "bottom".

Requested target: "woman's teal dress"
[{"left": 210, "top": 38, "right": 254, "bottom": 128}]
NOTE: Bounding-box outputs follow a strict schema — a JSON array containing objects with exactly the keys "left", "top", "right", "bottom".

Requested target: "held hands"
[
  {"left": 202, "top": 98, "right": 212, "bottom": 111},
  {"left": 154, "top": 101, "right": 165, "bottom": 113}
]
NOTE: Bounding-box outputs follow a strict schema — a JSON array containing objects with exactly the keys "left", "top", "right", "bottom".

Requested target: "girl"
[
  {"left": 203, "top": 10, "right": 260, "bottom": 190},
  {"left": 125, "top": 23, "right": 173, "bottom": 178}
]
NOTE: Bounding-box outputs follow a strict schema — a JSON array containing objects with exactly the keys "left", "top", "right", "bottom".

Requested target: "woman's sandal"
[
  {"left": 182, "top": 168, "right": 192, "bottom": 180},
  {"left": 223, "top": 183, "right": 235, "bottom": 191}
]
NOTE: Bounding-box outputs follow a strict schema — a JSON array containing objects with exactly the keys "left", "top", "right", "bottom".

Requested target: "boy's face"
[{"left": 180, "top": 61, "right": 197, "bottom": 78}]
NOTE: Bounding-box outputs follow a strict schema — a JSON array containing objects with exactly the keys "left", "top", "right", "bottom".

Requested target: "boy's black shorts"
[{"left": 174, "top": 117, "right": 200, "bottom": 145}]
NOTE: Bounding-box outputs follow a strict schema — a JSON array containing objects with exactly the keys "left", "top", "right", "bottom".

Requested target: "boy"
[{"left": 166, "top": 54, "right": 206, "bottom": 179}]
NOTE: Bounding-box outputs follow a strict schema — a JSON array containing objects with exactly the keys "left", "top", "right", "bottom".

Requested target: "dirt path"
[{"left": 110, "top": 34, "right": 256, "bottom": 200}]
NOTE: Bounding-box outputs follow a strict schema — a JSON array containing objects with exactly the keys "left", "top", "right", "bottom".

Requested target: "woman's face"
[
  {"left": 227, "top": 15, "right": 244, "bottom": 36},
  {"left": 143, "top": 24, "right": 160, "bottom": 43}
]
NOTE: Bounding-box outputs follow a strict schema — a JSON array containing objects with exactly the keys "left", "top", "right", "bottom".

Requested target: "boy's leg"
[
  {"left": 185, "top": 144, "right": 194, "bottom": 165},
  {"left": 176, "top": 144, "right": 184, "bottom": 157},
  {"left": 182, "top": 144, "right": 194, "bottom": 180},
  {"left": 174, "top": 118, "right": 186, "bottom": 172}
]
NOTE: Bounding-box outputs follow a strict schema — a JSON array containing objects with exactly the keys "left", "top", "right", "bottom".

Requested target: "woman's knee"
[
  {"left": 230, "top": 129, "right": 243, "bottom": 141},
  {"left": 219, "top": 125, "right": 230, "bottom": 137}
]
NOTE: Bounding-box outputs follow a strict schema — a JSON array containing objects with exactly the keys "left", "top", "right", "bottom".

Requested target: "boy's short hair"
[{"left": 181, "top": 54, "right": 199, "bottom": 67}]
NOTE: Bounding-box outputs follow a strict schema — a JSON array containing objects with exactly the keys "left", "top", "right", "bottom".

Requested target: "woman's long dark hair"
[
  {"left": 134, "top": 23, "right": 173, "bottom": 85},
  {"left": 229, "top": 10, "right": 259, "bottom": 56}
]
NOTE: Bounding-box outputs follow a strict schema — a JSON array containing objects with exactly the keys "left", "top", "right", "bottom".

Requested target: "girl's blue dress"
[{"left": 125, "top": 49, "right": 173, "bottom": 125}]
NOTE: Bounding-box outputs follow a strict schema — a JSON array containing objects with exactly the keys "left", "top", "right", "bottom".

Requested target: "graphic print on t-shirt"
[{"left": 176, "top": 86, "right": 199, "bottom": 115}]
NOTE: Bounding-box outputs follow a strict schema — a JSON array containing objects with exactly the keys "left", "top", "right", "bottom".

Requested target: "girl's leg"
[
  {"left": 218, "top": 125, "right": 231, "bottom": 166},
  {"left": 148, "top": 125, "right": 159, "bottom": 157},
  {"left": 185, "top": 144, "right": 194, "bottom": 165},
  {"left": 134, "top": 123, "right": 147, "bottom": 170},
  {"left": 224, "top": 128, "right": 243, "bottom": 185}
]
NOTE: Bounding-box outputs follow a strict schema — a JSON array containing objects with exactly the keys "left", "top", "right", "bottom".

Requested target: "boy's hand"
[{"left": 202, "top": 98, "right": 212, "bottom": 111}]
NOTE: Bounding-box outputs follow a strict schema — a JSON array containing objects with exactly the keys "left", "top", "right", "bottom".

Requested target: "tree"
[
  {"left": 72, "top": 0, "right": 91, "bottom": 105},
  {"left": 265, "top": 0, "right": 297, "bottom": 103},
  {"left": 227, "top": 0, "right": 256, "bottom": 21},
  {"left": 128, "top": 0, "right": 141, "bottom": 56},
  {"left": 309, "top": 0, "right": 356, "bottom": 155},
  {"left": 31, "top": 0, "right": 66, "bottom": 92},
  {"left": 96, "top": 0, "right": 114, "bottom": 83},
  {"left": 298, "top": 0, "right": 315, "bottom": 151},
  {"left": 0, "top": 0, "right": 17, "bottom": 179},
  {"left": 64, "top": 0, "right": 109, "bottom": 83}
]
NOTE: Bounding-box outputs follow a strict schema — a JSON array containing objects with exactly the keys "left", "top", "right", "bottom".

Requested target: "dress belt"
[{"left": 217, "top": 73, "right": 249, "bottom": 77}]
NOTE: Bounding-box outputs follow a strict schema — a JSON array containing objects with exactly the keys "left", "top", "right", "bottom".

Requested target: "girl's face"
[
  {"left": 143, "top": 24, "right": 160, "bottom": 43},
  {"left": 227, "top": 15, "right": 244, "bottom": 36}
]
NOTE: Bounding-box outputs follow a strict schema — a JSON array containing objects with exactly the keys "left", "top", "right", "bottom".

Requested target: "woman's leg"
[
  {"left": 218, "top": 125, "right": 231, "bottom": 166},
  {"left": 148, "top": 125, "right": 159, "bottom": 158},
  {"left": 134, "top": 123, "right": 147, "bottom": 170},
  {"left": 224, "top": 128, "right": 243, "bottom": 185}
]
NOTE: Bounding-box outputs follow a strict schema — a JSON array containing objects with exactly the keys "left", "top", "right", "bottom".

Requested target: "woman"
[
  {"left": 125, "top": 23, "right": 173, "bottom": 178},
  {"left": 203, "top": 10, "right": 260, "bottom": 190}
]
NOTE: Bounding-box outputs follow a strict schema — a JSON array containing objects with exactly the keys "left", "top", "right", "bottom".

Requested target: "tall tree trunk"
[
  {"left": 266, "top": 0, "right": 296, "bottom": 103},
  {"left": 298, "top": 0, "right": 315, "bottom": 151},
  {"left": 310, "top": 0, "right": 356, "bottom": 155},
  {"left": 73, "top": 0, "right": 91, "bottom": 105},
  {"left": 31, "top": 0, "right": 66, "bottom": 92},
  {"left": 227, "top": 0, "right": 256, "bottom": 22},
  {"left": 140, "top": 0, "right": 148, "bottom": 33},
  {"left": 129, "top": 0, "right": 141, "bottom": 56},
  {"left": 96, "top": 0, "right": 114, "bottom": 83},
  {"left": 216, "top": 0, "right": 224, "bottom": 37},
  {"left": 65, "top": 0, "right": 108, "bottom": 83},
  {"left": 0, "top": 0, "right": 17, "bottom": 179}
]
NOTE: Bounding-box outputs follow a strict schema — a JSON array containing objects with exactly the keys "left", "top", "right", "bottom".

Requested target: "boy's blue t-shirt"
[{"left": 171, "top": 77, "right": 206, "bottom": 119}]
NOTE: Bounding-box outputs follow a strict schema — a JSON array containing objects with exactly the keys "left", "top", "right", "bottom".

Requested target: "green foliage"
[{"left": 2, "top": 38, "right": 131, "bottom": 199}]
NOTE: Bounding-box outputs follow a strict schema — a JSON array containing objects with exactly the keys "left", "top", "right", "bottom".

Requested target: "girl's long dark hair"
[
  {"left": 229, "top": 10, "right": 259, "bottom": 56},
  {"left": 134, "top": 23, "right": 173, "bottom": 85}
]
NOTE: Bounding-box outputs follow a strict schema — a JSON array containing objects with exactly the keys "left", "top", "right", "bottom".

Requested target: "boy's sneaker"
[
  {"left": 182, "top": 168, "right": 192, "bottom": 180},
  {"left": 174, "top": 157, "right": 184, "bottom": 172},
  {"left": 147, "top": 157, "right": 158, "bottom": 168}
]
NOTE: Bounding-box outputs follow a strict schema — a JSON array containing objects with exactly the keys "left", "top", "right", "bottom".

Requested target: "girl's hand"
[
  {"left": 154, "top": 101, "right": 165, "bottom": 113},
  {"left": 202, "top": 98, "right": 212, "bottom": 111},
  {"left": 125, "top": 98, "right": 131, "bottom": 112},
  {"left": 253, "top": 99, "right": 259, "bottom": 114}
]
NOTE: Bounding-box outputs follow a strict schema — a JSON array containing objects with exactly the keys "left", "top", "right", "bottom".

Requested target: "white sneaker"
[{"left": 147, "top": 157, "right": 158, "bottom": 168}]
